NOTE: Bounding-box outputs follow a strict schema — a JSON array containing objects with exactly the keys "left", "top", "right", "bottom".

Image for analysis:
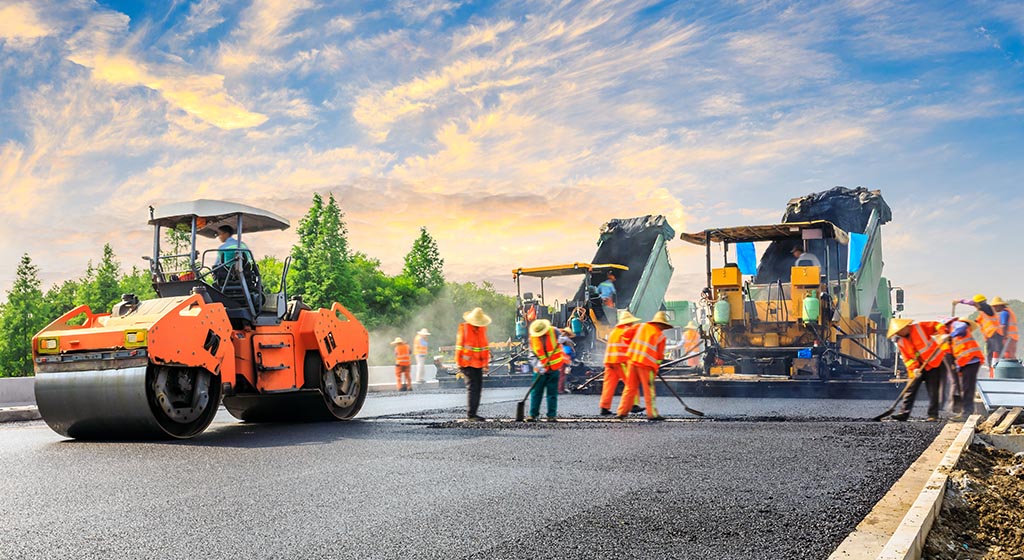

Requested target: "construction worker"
[
  {"left": 412, "top": 328, "right": 431, "bottom": 384},
  {"left": 456, "top": 307, "right": 491, "bottom": 421},
  {"left": 526, "top": 319, "right": 567, "bottom": 421},
  {"left": 391, "top": 337, "right": 412, "bottom": 391},
  {"left": 956, "top": 294, "right": 1002, "bottom": 372},
  {"left": 790, "top": 245, "right": 822, "bottom": 268},
  {"left": 888, "top": 318, "right": 951, "bottom": 422},
  {"left": 682, "top": 321, "right": 701, "bottom": 367},
  {"left": 991, "top": 297, "right": 1019, "bottom": 361},
  {"left": 597, "top": 272, "right": 617, "bottom": 326},
  {"left": 556, "top": 328, "right": 576, "bottom": 394},
  {"left": 599, "top": 310, "right": 642, "bottom": 415},
  {"left": 942, "top": 317, "right": 984, "bottom": 419},
  {"left": 616, "top": 311, "right": 674, "bottom": 421}
]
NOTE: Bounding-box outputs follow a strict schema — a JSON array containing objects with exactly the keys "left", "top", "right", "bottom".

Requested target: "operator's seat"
[
  {"left": 217, "top": 256, "right": 265, "bottom": 311},
  {"left": 285, "top": 295, "right": 312, "bottom": 321}
]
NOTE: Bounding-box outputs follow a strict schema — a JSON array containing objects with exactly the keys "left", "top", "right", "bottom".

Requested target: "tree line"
[{"left": 0, "top": 193, "right": 514, "bottom": 376}]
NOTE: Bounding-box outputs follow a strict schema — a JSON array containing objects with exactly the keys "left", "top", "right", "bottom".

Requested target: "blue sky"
[{"left": 1, "top": 0, "right": 1022, "bottom": 320}]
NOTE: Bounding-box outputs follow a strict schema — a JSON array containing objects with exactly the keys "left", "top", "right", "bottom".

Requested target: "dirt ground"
[{"left": 924, "top": 440, "right": 1024, "bottom": 559}]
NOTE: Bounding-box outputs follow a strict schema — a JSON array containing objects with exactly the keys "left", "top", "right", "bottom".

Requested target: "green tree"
[
  {"left": 119, "top": 266, "right": 156, "bottom": 301},
  {"left": 289, "top": 193, "right": 362, "bottom": 312},
  {"left": 257, "top": 255, "right": 287, "bottom": 294},
  {"left": 402, "top": 226, "right": 445, "bottom": 295},
  {"left": 43, "top": 278, "right": 81, "bottom": 318},
  {"left": 79, "top": 244, "right": 123, "bottom": 313},
  {"left": 0, "top": 254, "right": 47, "bottom": 376}
]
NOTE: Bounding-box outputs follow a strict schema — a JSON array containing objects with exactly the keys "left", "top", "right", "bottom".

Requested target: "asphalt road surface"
[{"left": 0, "top": 390, "right": 944, "bottom": 560}]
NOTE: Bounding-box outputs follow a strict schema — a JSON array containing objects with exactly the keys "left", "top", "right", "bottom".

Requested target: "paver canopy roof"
[{"left": 149, "top": 199, "right": 290, "bottom": 237}]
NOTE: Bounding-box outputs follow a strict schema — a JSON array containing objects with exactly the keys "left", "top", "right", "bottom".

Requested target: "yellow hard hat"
[
  {"left": 529, "top": 319, "right": 553, "bottom": 338},
  {"left": 990, "top": 296, "right": 1007, "bottom": 307},
  {"left": 886, "top": 318, "right": 913, "bottom": 338},
  {"left": 973, "top": 294, "right": 987, "bottom": 303}
]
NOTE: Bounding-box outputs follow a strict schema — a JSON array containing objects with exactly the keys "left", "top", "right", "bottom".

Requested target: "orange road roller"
[{"left": 31, "top": 200, "right": 369, "bottom": 439}]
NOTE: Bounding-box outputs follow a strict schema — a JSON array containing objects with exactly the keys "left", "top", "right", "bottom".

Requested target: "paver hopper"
[{"left": 31, "top": 200, "right": 369, "bottom": 439}]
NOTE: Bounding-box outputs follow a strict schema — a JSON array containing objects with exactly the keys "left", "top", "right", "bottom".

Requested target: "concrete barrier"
[{"left": 0, "top": 377, "right": 35, "bottom": 406}]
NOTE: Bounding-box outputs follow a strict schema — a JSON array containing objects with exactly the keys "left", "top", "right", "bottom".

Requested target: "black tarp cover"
[
  {"left": 753, "top": 187, "right": 891, "bottom": 284},
  {"left": 571, "top": 215, "right": 675, "bottom": 308}
]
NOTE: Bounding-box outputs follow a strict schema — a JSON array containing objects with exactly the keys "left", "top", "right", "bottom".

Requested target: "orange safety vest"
[
  {"left": 976, "top": 311, "right": 1000, "bottom": 338},
  {"left": 950, "top": 326, "right": 985, "bottom": 368},
  {"left": 413, "top": 334, "right": 428, "bottom": 356},
  {"left": 897, "top": 322, "right": 947, "bottom": 373},
  {"left": 530, "top": 329, "right": 566, "bottom": 371},
  {"left": 604, "top": 323, "right": 641, "bottom": 365},
  {"left": 456, "top": 323, "right": 490, "bottom": 368},
  {"left": 626, "top": 323, "right": 667, "bottom": 369},
  {"left": 394, "top": 343, "right": 411, "bottom": 366},
  {"left": 683, "top": 329, "right": 700, "bottom": 353},
  {"left": 1000, "top": 308, "right": 1019, "bottom": 341}
]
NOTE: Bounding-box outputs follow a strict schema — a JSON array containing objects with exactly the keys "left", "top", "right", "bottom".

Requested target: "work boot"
[
  {"left": 599, "top": 408, "right": 613, "bottom": 416},
  {"left": 467, "top": 415, "right": 486, "bottom": 421},
  {"left": 544, "top": 416, "right": 557, "bottom": 422},
  {"left": 925, "top": 416, "right": 939, "bottom": 422},
  {"left": 630, "top": 405, "right": 645, "bottom": 414},
  {"left": 648, "top": 415, "right": 666, "bottom": 422},
  {"left": 524, "top": 416, "right": 537, "bottom": 423},
  {"left": 615, "top": 414, "right": 627, "bottom": 421},
  {"left": 888, "top": 412, "right": 909, "bottom": 422}
]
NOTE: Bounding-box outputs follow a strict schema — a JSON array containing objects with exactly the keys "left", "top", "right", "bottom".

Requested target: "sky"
[{"left": 0, "top": 0, "right": 1022, "bottom": 321}]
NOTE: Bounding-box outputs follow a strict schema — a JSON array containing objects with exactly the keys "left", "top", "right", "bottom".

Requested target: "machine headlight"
[
  {"left": 124, "top": 329, "right": 148, "bottom": 348},
  {"left": 38, "top": 337, "right": 60, "bottom": 354}
]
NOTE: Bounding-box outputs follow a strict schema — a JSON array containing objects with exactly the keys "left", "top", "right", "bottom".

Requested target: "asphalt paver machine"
[{"left": 32, "top": 200, "right": 369, "bottom": 439}]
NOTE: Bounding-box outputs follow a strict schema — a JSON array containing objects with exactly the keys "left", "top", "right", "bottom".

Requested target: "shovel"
[
  {"left": 654, "top": 371, "right": 704, "bottom": 417},
  {"left": 515, "top": 371, "right": 550, "bottom": 422},
  {"left": 871, "top": 379, "right": 915, "bottom": 421}
]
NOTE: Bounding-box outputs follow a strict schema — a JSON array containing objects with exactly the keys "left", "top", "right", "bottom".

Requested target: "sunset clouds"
[{"left": 1, "top": 0, "right": 1022, "bottom": 319}]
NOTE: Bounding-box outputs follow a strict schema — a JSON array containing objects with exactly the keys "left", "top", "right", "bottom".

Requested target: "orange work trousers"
[
  {"left": 617, "top": 363, "right": 658, "bottom": 418},
  {"left": 395, "top": 365, "right": 412, "bottom": 390},
  {"left": 599, "top": 363, "right": 627, "bottom": 410}
]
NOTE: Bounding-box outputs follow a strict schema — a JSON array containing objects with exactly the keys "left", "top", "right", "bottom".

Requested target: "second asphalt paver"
[{"left": 0, "top": 391, "right": 944, "bottom": 560}]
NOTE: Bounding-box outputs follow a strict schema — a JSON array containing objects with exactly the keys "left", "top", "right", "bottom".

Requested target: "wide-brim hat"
[
  {"left": 958, "top": 317, "right": 977, "bottom": 329},
  {"left": 390, "top": 337, "right": 405, "bottom": 345},
  {"left": 463, "top": 307, "right": 492, "bottom": 327},
  {"left": 684, "top": 321, "right": 698, "bottom": 330},
  {"left": 973, "top": 294, "right": 987, "bottom": 303},
  {"left": 616, "top": 310, "right": 642, "bottom": 326},
  {"left": 529, "top": 319, "right": 553, "bottom": 338},
  {"left": 648, "top": 311, "right": 673, "bottom": 328},
  {"left": 887, "top": 318, "right": 913, "bottom": 338},
  {"left": 417, "top": 328, "right": 431, "bottom": 336},
  {"left": 990, "top": 296, "right": 1007, "bottom": 307}
]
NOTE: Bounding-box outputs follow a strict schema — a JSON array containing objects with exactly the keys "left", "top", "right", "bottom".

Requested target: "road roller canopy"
[
  {"left": 512, "top": 263, "right": 628, "bottom": 279},
  {"left": 149, "top": 199, "right": 290, "bottom": 237},
  {"left": 679, "top": 220, "right": 850, "bottom": 246}
]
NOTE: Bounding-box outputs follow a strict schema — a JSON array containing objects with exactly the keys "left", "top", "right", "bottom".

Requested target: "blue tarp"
[
  {"left": 736, "top": 242, "right": 757, "bottom": 276},
  {"left": 848, "top": 232, "right": 868, "bottom": 274}
]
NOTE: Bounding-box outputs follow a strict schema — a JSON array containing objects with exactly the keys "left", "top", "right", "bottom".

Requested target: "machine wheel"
[
  {"left": 147, "top": 366, "right": 221, "bottom": 438},
  {"left": 320, "top": 360, "right": 368, "bottom": 419}
]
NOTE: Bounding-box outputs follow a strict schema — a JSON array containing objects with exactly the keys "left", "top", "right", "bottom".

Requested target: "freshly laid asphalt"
[{"left": 0, "top": 389, "right": 945, "bottom": 560}]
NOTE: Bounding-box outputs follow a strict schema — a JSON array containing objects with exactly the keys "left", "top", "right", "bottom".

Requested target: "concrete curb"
[
  {"left": 0, "top": 405, "right": 42, "bottom": 423},
  {"left": 876, "top": 414, "right": 981, "bottom": 560}
]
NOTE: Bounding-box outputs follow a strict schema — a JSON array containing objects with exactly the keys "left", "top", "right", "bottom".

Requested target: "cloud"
[
  {"left": 453, "top": 20, "right": 516, "bottom": 51},
  {"left": 216, "top": 0, "right": 316, "bottom": 73},
  {"left": 0, "top": 3, "right": 54, "bottom": 46}
]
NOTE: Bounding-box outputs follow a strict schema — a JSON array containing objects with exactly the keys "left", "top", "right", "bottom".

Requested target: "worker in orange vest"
[
  {"left": 599, "top": 311, "right": 643, "bottom": 416},
  {"left": 413, "top": 328, "right": 431, "bottom": 385},
  {"left": 682, "top": 321, "right": 701, "bottom": 367},
  {"left": 616, "top": 311, "right": 674, "bottom": 421},
  {"left": 526, "top": 319, "right": 567, "bottom": 421},
  {"left": 456, "top": 307, "right": 491, "bottom": 421},
  {"left": 956, "top": 294, "right": 1003, "bottom": 371},
  {"left": 888, "top": 318, "right": 952, "bottom": 421},
  {"left": 391, "top": 337, "right": 412, "bottom": 391},
  {"left": 991, "top": 297, "right": 1019, "bottom": 361},
  {"left": 942, "top": 317, "right": 984, "bottom": 418}
]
